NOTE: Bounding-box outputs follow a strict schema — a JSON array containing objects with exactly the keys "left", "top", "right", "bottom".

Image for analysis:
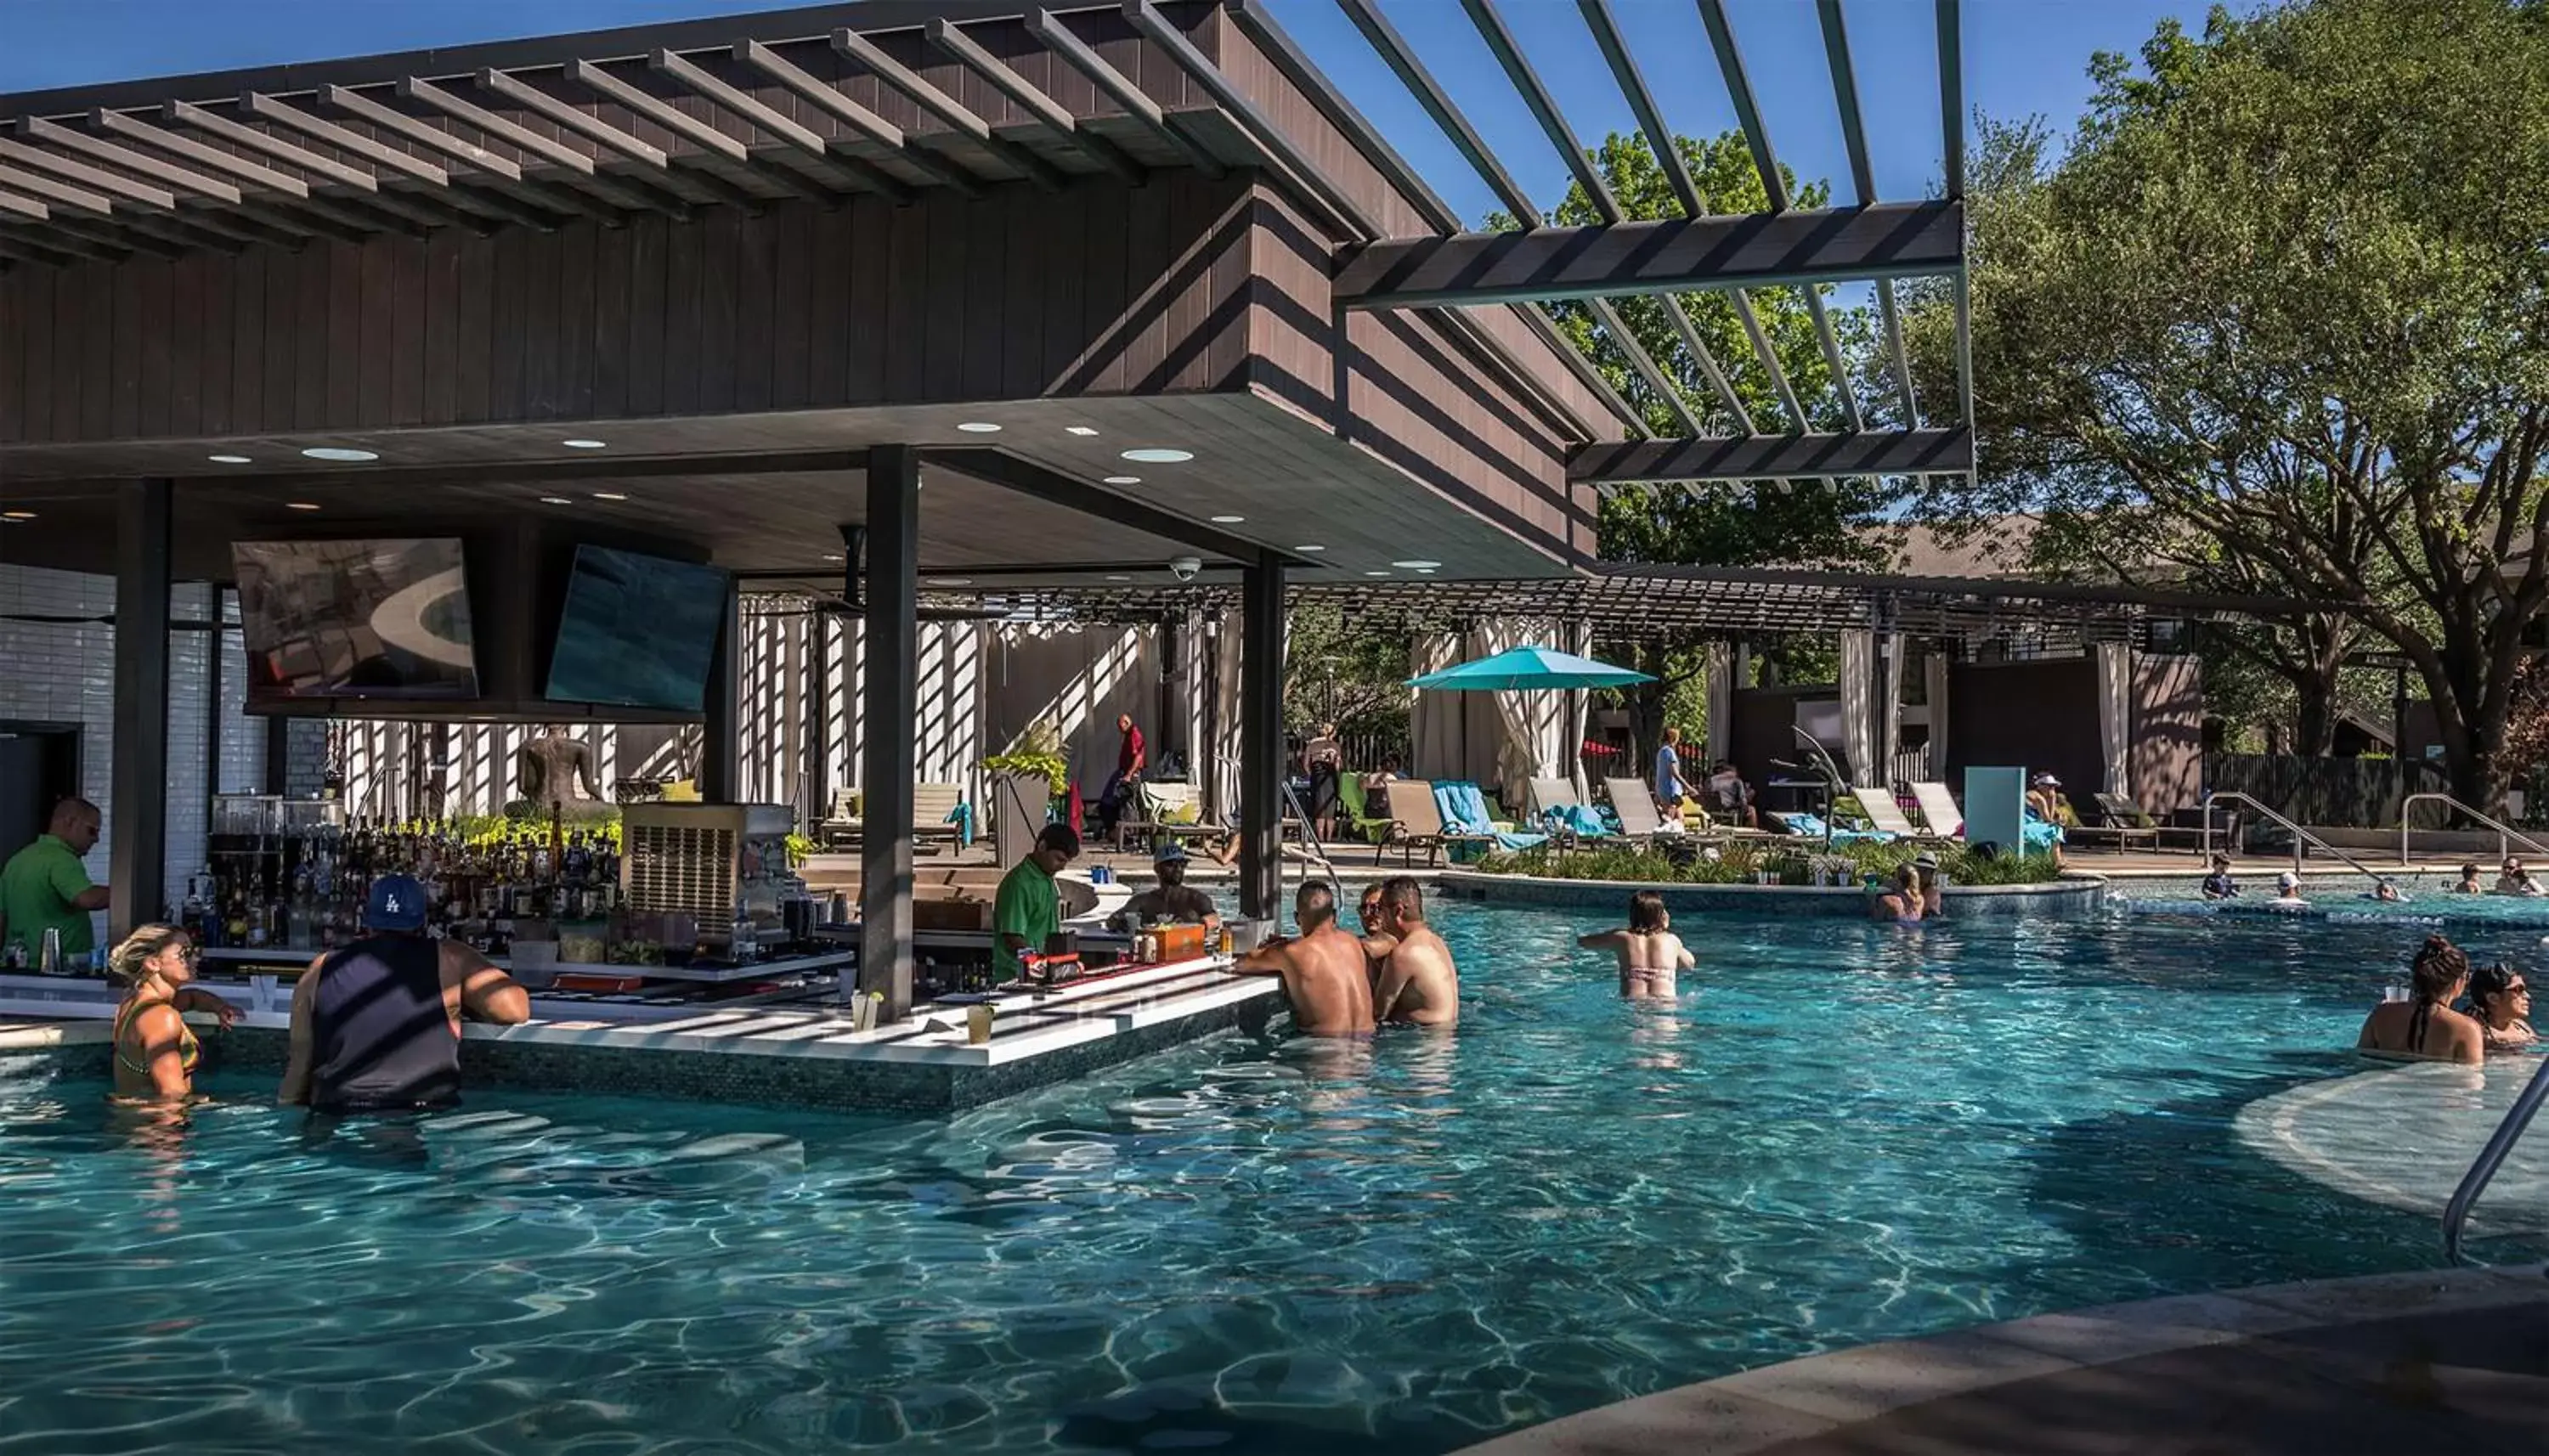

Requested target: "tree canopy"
[{"left": 1912, "top": 0, "right": 2549, "bottom": 805}]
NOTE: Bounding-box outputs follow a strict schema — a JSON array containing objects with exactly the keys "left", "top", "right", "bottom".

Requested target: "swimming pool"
[{"left": 3, "top": 904, "right": 2541, "bottom": 1454}]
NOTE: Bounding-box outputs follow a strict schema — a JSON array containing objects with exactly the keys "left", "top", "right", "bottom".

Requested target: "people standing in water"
[
  {"left": 1579, "top": 891, "right": 1693, "bottom": 999},
  {"left": 105, "top": 924, "right": 240, "bottom": 1101},
  {"left": 2453, "top": 863, "right": 2485, "bottom": 894},
  {"left": 2465, "top": 965, "right": 2537, "bottom": 1052},
  {"left": 1911, "top": 851, "right": 1946, "bottom": 918},
  {"left": 2201, "top": 855, "right": 2240, "bottom": 900},
  {"left": 1371, "top": 877, "right": 1459, "bottom": 1026},
  {"left": 1233, "top": 883, "right": 1374, "bottom": 1036},
  {"left": 2497, "top": 858, "right": 2542, "bottom": 896},
  {"left": 1355, "top": 883, "right": 1398, "bottom": 977},
  {"left": 2356, "top": 935, "right": 2484, "bottom": 1064},
  {"left": 1869, "top": 866, "right": 1924, "bottom": 923},
  {"left": 2267, "top": 871, "right": 2308, "bottom": 906},
  {"left": 280, "top": 874, "right": 529, "bottom": 1112}
]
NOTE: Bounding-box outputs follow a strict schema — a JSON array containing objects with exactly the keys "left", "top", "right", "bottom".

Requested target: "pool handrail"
[
  {"left": 2399, "top": 793, "right": 2549, "bottom": 867},
  {"left": 2199, "top": 791, "right": 2390, "bottom": 885},
  {"left": 1280, "top": 778, "right": 1345, "bottom": 912},
  {"left": 2443, "top": 1051, "right": 2549, "bottom": 1265}
]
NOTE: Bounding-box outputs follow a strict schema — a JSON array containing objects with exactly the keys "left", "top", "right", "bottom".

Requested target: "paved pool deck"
[{"left": 1455, "top": 1263, "right": 2549, "bottom": 1456}]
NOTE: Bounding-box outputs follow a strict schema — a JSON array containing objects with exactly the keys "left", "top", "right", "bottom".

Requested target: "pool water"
[{"left": 3, "top": 905, "right": 2541, "bottom": 1454}]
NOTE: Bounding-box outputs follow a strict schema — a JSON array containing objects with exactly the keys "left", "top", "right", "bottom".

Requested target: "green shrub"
[{"left": 1478, "top": 838, "right": 2060, "bottom": 887}]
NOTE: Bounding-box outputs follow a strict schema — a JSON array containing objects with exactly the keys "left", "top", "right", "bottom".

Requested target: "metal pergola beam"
[
  {"left": 1027, "top": 8, "right": 1227, "bottom": 180},
  {"left": 397, "top": 76, "right": 681, "bottom": 219},
  {"left": 829, "top": 27, "right": 1066, "bottom": 194},
  {"left": 924, "top": 18, "right": 1146, "bottom": 186},
  {"left": 1814, "top": 0, "right": 1922, "bottom": 426},
  {"left": 1569, "top": 426, "right": 1972, "bottom": 483},
  {"left": 1336, "top": 201, "right": 1963, "bottom": 309}
]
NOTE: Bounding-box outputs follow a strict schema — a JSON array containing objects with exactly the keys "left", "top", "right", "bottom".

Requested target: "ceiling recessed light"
[
  {"left": 956, "top": 421, "right": 1003, "bottom": 434},
  {"left": 926, "top": 577, "right": 972, "bottom": 587},
  {"left": 561, "top": 438, "right": 608, "bottom": 449},
  {"left": 591, "top": 491, "right": 628, "bottom": 501},
  {"left": 822, "top": 553, "right": 845, "bottom": 562},
  {"left": 207, "top": 454, "right": 252, "bottom": 465},
  {"left": 1295, "top": 545, "right": 1326, "bottom": 552},
  {"left": 1103, "top": 476, "right": 1142, "bottom": 486},
  {"left": 1065, "top": 426, "right": 1100, "bottom": 437},
  {"left": 1105, "top": 574, "right": 1130, "bottom": 582},
  {"left": 539, "top": 496, "right": 573, "bottom": 505},
  {"left": 2, "top": 510, "right": 36, "bottom": 521},
  {"left": 299, "top": 447, "right": 378, "bottom": 462},
  {"left": 1120, "top": 448, "right": 1193, "bottom": 464},
  {"left": 1209, "top": 514, "right": 1246, "bottom": 524},
  {"left": 285, "top": 502, "right": 321, "bottom": 511},
  {"left": 1392, "top": 560, "right": 1443, "bottom": 570},
  {"left": 1364, "top": 569, "right": 1392, "bottom": 577}
]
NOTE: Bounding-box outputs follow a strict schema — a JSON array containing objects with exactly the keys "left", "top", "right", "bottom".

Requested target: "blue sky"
[{"left": 2, "top": 0, "right": 2197, "bottom": 223}]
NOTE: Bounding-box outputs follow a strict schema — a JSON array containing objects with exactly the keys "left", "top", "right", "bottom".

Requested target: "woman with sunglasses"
[
  {"left": 105, "top": 923, "right": 240, "bottom": 1100},
  {"left": 2466, "top": 965, "right": 2539, "bottom": 1052}
]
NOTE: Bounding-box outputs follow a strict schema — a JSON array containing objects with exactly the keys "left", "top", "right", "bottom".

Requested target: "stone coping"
[
  {"left": 1453, "top": 1262, "right": 2549, "bottom": 1455},
  {"left": 1438, "top": 869, "right": 2104, "bottom": 917}
]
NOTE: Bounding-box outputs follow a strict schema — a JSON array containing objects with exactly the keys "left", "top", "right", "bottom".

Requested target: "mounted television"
[
  {"left": 233, "top": 539, "right": 480, "bottom": 700},
  {"left": 545, "top": 545, "right": 730, "bottom": 713}
]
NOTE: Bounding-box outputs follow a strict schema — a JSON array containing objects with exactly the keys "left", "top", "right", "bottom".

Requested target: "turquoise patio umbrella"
[{"left": 1406, "top": 645, "right": 1654, "bottom": 691}]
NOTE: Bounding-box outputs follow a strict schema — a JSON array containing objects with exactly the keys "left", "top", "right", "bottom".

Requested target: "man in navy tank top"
[{"left": 280, "top": 874, "right": 528, "bottom": 1113}]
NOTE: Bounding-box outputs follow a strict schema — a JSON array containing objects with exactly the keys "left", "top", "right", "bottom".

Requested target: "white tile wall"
[{"left": 0, "top": 565, "right": 268, "bottom": 933}]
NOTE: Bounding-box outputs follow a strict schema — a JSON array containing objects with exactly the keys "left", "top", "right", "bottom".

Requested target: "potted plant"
[{"left": 982, "top": 720, "right": 1068, "bottom": 867}]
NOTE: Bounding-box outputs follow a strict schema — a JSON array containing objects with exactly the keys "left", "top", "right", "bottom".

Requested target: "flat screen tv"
[
  {"left": 545, "top": 545, "right": 729, "bottom": 713},
  {"left": 233, "top": 539, "right": 480, "bottom": 700}
]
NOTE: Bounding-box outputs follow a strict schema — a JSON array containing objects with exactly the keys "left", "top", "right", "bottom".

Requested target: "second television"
[{"left": 545, "top": 545, "right": 731, "bottom": 713}]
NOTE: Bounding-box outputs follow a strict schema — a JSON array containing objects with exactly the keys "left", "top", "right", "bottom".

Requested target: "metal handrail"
[
  {"left": 2200, "top": 791, "right": 2391, "bottom": 885},
  {"left": 1279, "top": 778, "right": 1345, "bottom": 914},
  {"left": 2399, "top": 793, "right": 2549, "bottom": 867},
  {"left": 2444, "top": 1052, "right": 2549, "bottom": 1264}
]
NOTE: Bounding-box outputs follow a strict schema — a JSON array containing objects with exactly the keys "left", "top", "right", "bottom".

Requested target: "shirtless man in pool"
[
  {"left": 1579, "top": 890, "right": 1693, "bottom": 999},
  {"left": 1371, "top": 877, "right": 1459, "bottom": 1027},
  {"left": 1235, "top": 883, "right": 1374, "bottom": 1036}
]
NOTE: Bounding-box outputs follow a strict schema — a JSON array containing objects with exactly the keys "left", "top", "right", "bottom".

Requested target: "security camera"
[{"left": 1168, "top": 556, "right": 1202, "bottom": 583}]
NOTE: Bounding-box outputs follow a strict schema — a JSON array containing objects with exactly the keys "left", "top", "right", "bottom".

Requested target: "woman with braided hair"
[{"left": 2356, "top": 935, "right": 2485, "bottom": 1064}]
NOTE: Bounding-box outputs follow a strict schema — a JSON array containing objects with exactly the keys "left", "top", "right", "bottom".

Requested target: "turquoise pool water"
[{"left": 3, "top": 904, "right": 2541, "bottom": 1454}]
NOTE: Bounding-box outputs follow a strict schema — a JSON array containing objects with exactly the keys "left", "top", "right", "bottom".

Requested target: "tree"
[
  {"left": 1541, "top": 133, "right": 1898, "bottom": 753},
  {"left": 1284, "top": 601, "right": 1410, "bottom": 750},
  {"left": 1908, "top": 0, "right": 2549, "bottom": 807}
]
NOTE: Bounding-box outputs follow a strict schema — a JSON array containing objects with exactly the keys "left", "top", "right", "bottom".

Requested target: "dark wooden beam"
[
  {"left": 1568, "top": 426, "right": 1973, "bottom": 483},
  {"left": 1335, "top": 200, "right": 1964, "bottom": 309},
  {"left": 19, "top": 116, "right": 244, "bottom": 203},
  {"left": 647, "top": 48, "right": 913, "bottom": 204},
  {"left": 111, "top": 477, "right": 173, "bottom": 940},
  {"left": 731, "top": 39, "right": 981, "bottom": 200},
  {"left": 829, "top": 28, "right": 1067, "bottom": 193},
  {"left": 1026, "top": 8, "right": 1227, "bottom": 179},
  {"left": 0, "top": 136, "right": 176, "bottom": 208},
  {"left": 859, "top": 443, "right": 921, "bottom": 1023},
  {"left": 398, "top": 76, "right": 680, "bottom": 219},
  {"left": 1238, "top": 554, "right": 1283, "bottom": 920},
  {"left": 930, "top": 448, "right": 1293, "bottom": 567},
  {"left": 924, "top": 18, "right": 1146, "bottom": 186}
]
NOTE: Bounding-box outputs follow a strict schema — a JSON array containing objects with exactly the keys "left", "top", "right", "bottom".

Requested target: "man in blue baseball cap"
[
  {"left": 1107, "top": 839, "right": 1222, "bottom": 932},
  {"left": 280, "top": 873, "right": 528, "bottom": 1113}
]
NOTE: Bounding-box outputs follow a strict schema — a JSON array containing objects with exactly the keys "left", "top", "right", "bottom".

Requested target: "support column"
[
  {"left": 110, "top": 478, "right": 172, "bottom": 937},
  {"left": 859, "top": 446, "right": 920, "bottom": 1021},
  {"left": 701, "top": 580, "right": 741, "bottom": 802},
  {"left": 1239, "top": 553, "right": 1285, "bottom": 922}
]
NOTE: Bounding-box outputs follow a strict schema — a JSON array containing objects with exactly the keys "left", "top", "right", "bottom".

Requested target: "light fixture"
[
  {"left": 822, "top": 553, "right": 845, "bottom": 562},
  {"left": 1121, "top": 448, "right": 1192, "bottom": 464},
  {"left": 285, "top": 502, "right": 321, "bottom": 511},
  {"left": 956, "top": 421, "right": 1002, "bottom": 434},
  {"left": 562, "top": 438, "right": 608, "bottom": 449},
  {"left": 1364, "top": 569, "right": 1392, "bottom": 577},
  {"left": 299, "top": 447, "right": 378, "bottom": 462},
  {"left": 1105, "top": 574, "right": 1131, "bottom": 582},
  {"left": 207, "top": 454, "right": 252, "bottom": 465},
  {"left": 926, "top": 577, "right": 973, "bottom": 586},
  {"left": 1065, "top": 426, "right": 1100, "bottom": 437},
  {"left": 1392, "top": 560, "right": 1443, "bottom": 570},
  {"left": 540, "top": 496, "right": 573, "bottom": 505},
  {"left": 1103, "top": 476, "right": 1142, "bottom": 486},
  {"left": 1209, "top": 514, "right": 1245, "bottom": 524},
  {"left": 591, "top": 491, "right": 628, "bottom": 501},
  {"left": 1295, "top": 544, "right": 1326, "bottom": 552},
  {"left": 2, "top": 510, "right": 36, "bottom": 521}
]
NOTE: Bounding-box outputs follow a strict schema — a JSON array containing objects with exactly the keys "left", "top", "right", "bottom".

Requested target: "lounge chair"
[
  {"left": 1853, "top": 789, "right": 1953, "bottom": 843},
  {"left": 1529, "top": 777, "right": 1612, "bottom": 842},
  {"left": 1602, "top": 776, "right": 1687, "bottom": 843},
  {"left": 1376, "top": 780, "right": 1460, "bottom": 866},
  {"left": 828, "top": 782, "right": 969, "bottom": 853},
  {"left": 1908, "top": 782, "right": 1964, "bottom": 838},
  {"left": 1116, "top": 780, "right": 1215, "bottom": 853},
  {"left": 1436, "top": 781, "right": 1549, "bottom": 855},
  {"left": 2075, "top": 792, "right": 2163, "bottom": 855},
  {"left": 1336, "top": 773, "right": 1399, "bottom": 845},
  {"left": 1769, "top": 810, "right": 1895, "bottom": 844}
]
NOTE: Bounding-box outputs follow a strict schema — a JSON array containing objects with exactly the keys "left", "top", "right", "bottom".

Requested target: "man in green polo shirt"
[
  {"left": 0, "top": 797, "right": 110, "bottom": 962},
  {"left": 993, "top": 823, "right": 1080, "bottom": 970}
]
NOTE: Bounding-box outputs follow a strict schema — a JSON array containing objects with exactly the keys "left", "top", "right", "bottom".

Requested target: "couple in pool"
[
  {"left": 1233, "top": 877, "right": 1458, "bottom": 1035},
  {"left": 2356, "top": 934, "right": 2538, "bottom": 1064}
]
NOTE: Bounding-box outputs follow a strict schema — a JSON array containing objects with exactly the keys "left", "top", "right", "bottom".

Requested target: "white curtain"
[
  {"left": 2096, "top": 641, "right": 2133, "bottom": 800},
  {"left": 1212, "top": 619, "right": 1243, "bottom": 820},
  {"left": 1409, "top": 634, "right": 1465, "bottom": 782},
  {"left": 1703, "top": 640, "right": 1732, "bottom": 765},
  {"left": 1879, "top": 633, "right": 1904, "bottom": 788},
  {"left": 1568, "top": 619, "right": 1596, "bottom": 799},
  {"left": 1924, "top": 646, "right": 1951, "bottom": 782},
  {"left": 1839, "top": 629, "right": 1880, "bottom": 787}
]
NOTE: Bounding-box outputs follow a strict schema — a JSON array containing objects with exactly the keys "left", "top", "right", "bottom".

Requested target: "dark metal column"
[
  {"left": 701, "top": 580, "right": 741, "bottom": 802},
  {"left": 110, "top": 478, "right": 172, "bottom": 937},
  {"left": 1239, "top": 553, "right": 1285, "bottom": 922},
  {"left": 859, "top": 446, "right": 920, "bottom": 1021}
]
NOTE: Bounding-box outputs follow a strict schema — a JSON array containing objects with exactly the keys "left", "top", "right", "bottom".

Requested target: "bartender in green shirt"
[
  {"left": 993, "top": 823, "right": 1081, "bottom": 968},
  {"left": 0, "top": 797, "right": 110, "bottom": 962}
]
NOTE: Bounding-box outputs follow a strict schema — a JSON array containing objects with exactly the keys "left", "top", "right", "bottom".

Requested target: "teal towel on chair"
[
  {"left": 1437, "top": 781, "right": 1549, "bottom": 850},
  {"left": 1777, "top": 811, "right": 1892, "bottom": 844}
]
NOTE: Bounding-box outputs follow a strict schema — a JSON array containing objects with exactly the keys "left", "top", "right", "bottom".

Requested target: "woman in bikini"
[
  {"left": 1579, "top": 891, "right": 1693, "bottom": 999},
  {"left": 2465, "top": 964, "right": 2538, "bottom": 1052},
  {"left": 2356, "top": 935, "right": 2485, "bottom": 1064},
  {"left": 106, "top": 923, "right": 237, "bottom": 1100}
]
